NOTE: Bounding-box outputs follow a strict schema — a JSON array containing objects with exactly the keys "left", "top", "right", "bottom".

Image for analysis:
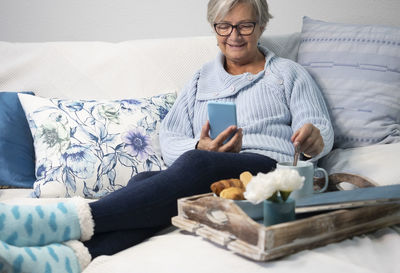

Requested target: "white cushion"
[
  {"left": 0, "top": 37, "right": 219, "bottom": 99},
  {"left": 0, "top": 35, "right": 300, "bottom": 100},
  {"left": 319, "top": 143, "right": 400, "bottom": 186}
]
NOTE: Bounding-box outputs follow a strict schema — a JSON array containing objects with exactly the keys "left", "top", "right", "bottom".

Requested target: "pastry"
[
  {"left": 220, "top": 187, "right": 245, "bottom": 200},
  {"left": 210, "top": 178, "right": 244, "bottom": 196},
  {"left": 239, "top": 171, "right": 253, "bottom": 187}
]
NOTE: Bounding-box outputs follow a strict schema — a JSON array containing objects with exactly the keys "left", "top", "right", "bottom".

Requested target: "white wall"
[
  {"left": 1, "top": 0, "right": 400, "bottom": 42},
  {"left": 266, "top": 0, "right": 400, "bottom": 34},
  {"left": 0, "top": 0, "right": 211, "bottom": 41}
]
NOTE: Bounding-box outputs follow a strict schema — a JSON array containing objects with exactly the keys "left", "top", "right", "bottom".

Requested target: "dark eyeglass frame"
[{"left": 213, "top": 22, "right": 257, "bottom": 37}]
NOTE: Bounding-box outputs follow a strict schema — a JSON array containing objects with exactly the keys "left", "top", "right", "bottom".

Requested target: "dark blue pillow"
[{"left": 0, "top": 92, "right": 36, "bottom": 188}]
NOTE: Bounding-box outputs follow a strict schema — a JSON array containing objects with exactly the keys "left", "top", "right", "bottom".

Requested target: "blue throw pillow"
[
  {"left": 0, "top": 92, "right": 36, "bottom": 188},
  {"left": 297, "top": 17, "right": 400, "bottom": 148}
]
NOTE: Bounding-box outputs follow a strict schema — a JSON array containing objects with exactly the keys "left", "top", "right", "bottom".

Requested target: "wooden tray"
[{"left": 171, "top": 193, "right": 400, "bottom": 261}]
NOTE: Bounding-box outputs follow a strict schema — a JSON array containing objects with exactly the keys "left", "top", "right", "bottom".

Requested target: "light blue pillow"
[
  {"left": 297, "top": 17, "right": 400, "bottom": 148},
  {"left": 0, "top": 91, "right": 36, "bottom": 188},
  {"left": 18, "top": 93, "right": 176, "bottom": 198}
]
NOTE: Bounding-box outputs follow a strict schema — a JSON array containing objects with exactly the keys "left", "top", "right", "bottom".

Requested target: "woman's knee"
[
  {"left": 128, "top": 171, "right": 161, "bottom": 184},
  {"left": 172, "top": 149, "right": 211, "bottom": 168}
]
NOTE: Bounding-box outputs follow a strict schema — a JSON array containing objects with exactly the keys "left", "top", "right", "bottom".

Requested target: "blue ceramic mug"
[{"left": 277, "top": 161, "right": 328, "bottom": 201}]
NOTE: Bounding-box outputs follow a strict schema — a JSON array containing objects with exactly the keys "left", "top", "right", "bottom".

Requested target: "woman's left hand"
[
  {"left": 291, "top": 123, "right": 324, "bottom": 157},
  {"left": 197, "top": 121, "right": 242, "bottom": 153}
]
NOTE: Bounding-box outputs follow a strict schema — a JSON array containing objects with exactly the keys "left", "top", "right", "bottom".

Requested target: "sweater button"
[
  {"left": 247, "top": 75, "right": 253, "bottom": 81},
  {"left": 230, "top": 86, "right": 235, "bottom": 92},
  {"left": 279, "top": 79, "right": 284, "bottom": 85}
]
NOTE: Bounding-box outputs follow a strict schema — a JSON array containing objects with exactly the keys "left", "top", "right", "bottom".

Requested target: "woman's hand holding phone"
[
  {"left": 196, "top": 101, "right": 242, "bottom": 152},
  {"left": 196, "top": 121, "right": 243, "bottom": 153}
]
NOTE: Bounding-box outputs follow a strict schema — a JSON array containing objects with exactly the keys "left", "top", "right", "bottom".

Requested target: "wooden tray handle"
[{"left": 315, "top": 172, "right": 377, "bottom": 192}]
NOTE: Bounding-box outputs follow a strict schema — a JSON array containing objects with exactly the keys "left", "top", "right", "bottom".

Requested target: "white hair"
[{"left": 207, "top": 0, "right": 273, "bottom": 28}]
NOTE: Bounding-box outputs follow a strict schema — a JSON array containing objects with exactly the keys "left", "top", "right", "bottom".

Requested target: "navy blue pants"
[{"left": 85, "top": 150, "right": 276, "bottom": 258}]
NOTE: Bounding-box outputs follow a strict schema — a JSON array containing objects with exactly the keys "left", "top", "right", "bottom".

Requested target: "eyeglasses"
[{"left": 214, "top": 22, "right": 257, "bottom": 36}]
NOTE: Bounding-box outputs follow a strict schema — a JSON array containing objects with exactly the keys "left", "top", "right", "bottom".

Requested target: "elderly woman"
[{"left": 0, "top": 0, "right": 333, "bottom": 272}]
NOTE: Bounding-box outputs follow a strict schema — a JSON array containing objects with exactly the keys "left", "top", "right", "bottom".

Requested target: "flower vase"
[{"left": 263, "top": 198, "right": 295, "bottom": 226}]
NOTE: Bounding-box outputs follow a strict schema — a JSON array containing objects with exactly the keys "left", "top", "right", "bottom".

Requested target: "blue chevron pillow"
[{"left": 298, "top": 17, "right": 400, "bottom": 148}]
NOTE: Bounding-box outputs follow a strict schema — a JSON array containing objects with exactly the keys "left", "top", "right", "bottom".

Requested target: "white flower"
[
  {"left": 244, "top": 172, "right": 279, "bottom": 204},
  {"left": 273, "top": 169, "right": 305, "bottom": 192},
  {"left": 243, "top": 169, "right": 305, "bottom": 204}
]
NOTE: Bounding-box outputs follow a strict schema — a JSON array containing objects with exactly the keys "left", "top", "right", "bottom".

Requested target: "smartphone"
[{"left": 207, "top": 101, "right": 237, "bottom": 143}]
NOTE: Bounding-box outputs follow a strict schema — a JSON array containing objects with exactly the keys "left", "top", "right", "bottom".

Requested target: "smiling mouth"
[{"left": 227, "top": 43, "right": 246, "bottom": 48}]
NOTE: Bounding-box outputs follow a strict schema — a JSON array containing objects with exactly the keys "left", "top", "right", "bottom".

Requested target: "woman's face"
[{"left": 215, "top": 2, "right": 264, "bottom": 66}]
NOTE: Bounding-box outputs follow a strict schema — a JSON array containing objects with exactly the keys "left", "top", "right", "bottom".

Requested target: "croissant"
[
  {"left": 239, "top": 171, "right": 253, "bottom": 187},
  {"left": 210, "top": 178, "right": 244, "bottom": 196},
  {"left": 220, "top": 187, "right": 245, "bottom": 200}
]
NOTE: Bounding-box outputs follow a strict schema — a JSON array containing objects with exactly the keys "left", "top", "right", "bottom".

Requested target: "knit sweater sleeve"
[
  {"left": 283, "top": 61, "right": 334, "bottom": 161},
  {"left": 159, "top": 71, "right": 200, "bottom": 166}
]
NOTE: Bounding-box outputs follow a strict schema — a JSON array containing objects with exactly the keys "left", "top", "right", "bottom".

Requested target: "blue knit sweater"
[{"left": 160, "top": 46, "right": 334, "bottom": 166}]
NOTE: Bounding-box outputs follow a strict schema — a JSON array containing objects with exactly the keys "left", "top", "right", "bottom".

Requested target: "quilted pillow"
[
  {"left": 0, "top": 91, "right": 36, "bottom": 188},
  {"left": 297, "top": 17, "right": 400, "bottom": 148},
  {"left": 18, "top": 93, "right": 176, "bottom": 198}
]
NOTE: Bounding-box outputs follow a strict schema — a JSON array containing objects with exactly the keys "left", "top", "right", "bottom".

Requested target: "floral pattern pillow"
[{"left": 18, "top": 93, "right": 176, "bottom": 198}]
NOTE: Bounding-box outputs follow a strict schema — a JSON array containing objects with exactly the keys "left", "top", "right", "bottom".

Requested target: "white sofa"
[{"left": 1, "top": 31, "right": 400, "bottom": 272}]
